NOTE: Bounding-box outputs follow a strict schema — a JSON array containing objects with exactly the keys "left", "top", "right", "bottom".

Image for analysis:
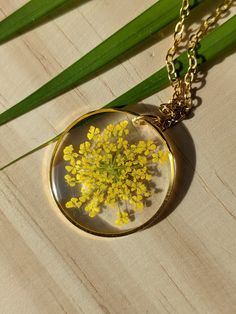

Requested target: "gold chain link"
[{"left": 160, "top": 0, "right": 234, "bottom": 129}]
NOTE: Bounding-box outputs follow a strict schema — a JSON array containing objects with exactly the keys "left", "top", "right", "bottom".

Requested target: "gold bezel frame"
[{"left": 49, "top": 108, "right": 176, "bottom": 237}]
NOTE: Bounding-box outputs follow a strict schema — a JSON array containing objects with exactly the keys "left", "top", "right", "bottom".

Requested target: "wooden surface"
[{"left": 0, "top": 1, "right": 236, "bottom": 313}]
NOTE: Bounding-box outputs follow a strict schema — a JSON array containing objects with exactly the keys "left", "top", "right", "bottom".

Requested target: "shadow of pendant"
[{"left": 146, "top": 119, "right": 196, "bottom": 228}]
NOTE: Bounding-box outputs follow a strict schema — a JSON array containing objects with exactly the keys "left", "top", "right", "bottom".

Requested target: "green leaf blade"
[
  {"left": 106, "top": 15, "right": 236, "bottom": 109},
  {"left": 1, "top": 15, "right": 236, "bottom": 171},
  {"left": 0, "top": 0, "right": 69, "bottom": 43},
  {"left": 0, "top": 0, "right": 201, "bottom": 126}
]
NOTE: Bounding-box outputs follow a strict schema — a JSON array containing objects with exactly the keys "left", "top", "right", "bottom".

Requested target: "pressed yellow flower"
[
  {"left": 64, "top": 174, "right": 77, "bottom": 187},
  {"left": 152, "top": 150, "right": 169, "bottom": 164},
  {"left": 158, "top": 150, "right": 169, "bottom": 164},
  {"left": 79, "top": 141, "right": 91, "bottom": 154},
  {"left": 85, "top": 204, "right": 100, "bottom": 218},
  {"left": 66, "top": 197, "right": 82, "bottom": 209},
  {"left": 63, "top": 120, "right": 168, "bottom": 225},
  {"left": 63, "top": 145, "right": 78, "bottom": 162},
  {"left": 87, "top": 126, "right": 100, "bottom": 140},
  {"left": 115, "top": 211, "right": 130, "bottom": 225}
]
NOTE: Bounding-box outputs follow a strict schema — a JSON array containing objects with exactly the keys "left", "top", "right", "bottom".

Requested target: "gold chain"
[{"left": 160, "top": 0, "right": 234, "bottom": 129}]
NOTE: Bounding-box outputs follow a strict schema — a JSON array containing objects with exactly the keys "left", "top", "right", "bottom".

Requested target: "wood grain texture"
[{"left": 0, "top": 1, "right": 236, "bottom": 313}]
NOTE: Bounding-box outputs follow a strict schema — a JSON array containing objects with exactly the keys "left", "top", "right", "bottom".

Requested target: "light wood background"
[{"left": 0, "top": 1, "right": 235, "bottom": 313}]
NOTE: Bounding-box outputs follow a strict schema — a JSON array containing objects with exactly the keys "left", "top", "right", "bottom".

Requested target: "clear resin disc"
[{"left": 50, "top": 109, "right": 175, "bottom": 236}]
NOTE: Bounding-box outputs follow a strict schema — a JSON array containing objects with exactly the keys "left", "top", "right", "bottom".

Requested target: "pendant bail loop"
[{"left": 159, "top": 98, "right": 191, "bottom": 129}]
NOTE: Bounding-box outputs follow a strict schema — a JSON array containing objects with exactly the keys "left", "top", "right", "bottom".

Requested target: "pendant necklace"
[{"left": 50, "top": 0, "right": 233, "bottom": 237}]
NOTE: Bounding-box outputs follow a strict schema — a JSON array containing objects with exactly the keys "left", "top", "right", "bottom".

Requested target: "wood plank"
[{"left": 0, "top": 1, "right": 235, "bottom": 313}]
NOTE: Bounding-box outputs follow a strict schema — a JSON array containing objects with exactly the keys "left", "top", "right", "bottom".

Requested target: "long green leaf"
[
  {"left": 106, "top": 14, "right": 236, "bottom": 109},
  {"left": 1, "top": 15, "right": 235, "bottom": 171},
  {"left": 0, "top": 0, "right": 77, "bottom": 44},
  {"left": 0, "top": 0, "right": 201, "bottom": 126}
]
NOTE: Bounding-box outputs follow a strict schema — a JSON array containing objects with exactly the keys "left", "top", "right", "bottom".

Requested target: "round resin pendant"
[{"left": 50, "top": 109, "right": 175, "bottom": 237}]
